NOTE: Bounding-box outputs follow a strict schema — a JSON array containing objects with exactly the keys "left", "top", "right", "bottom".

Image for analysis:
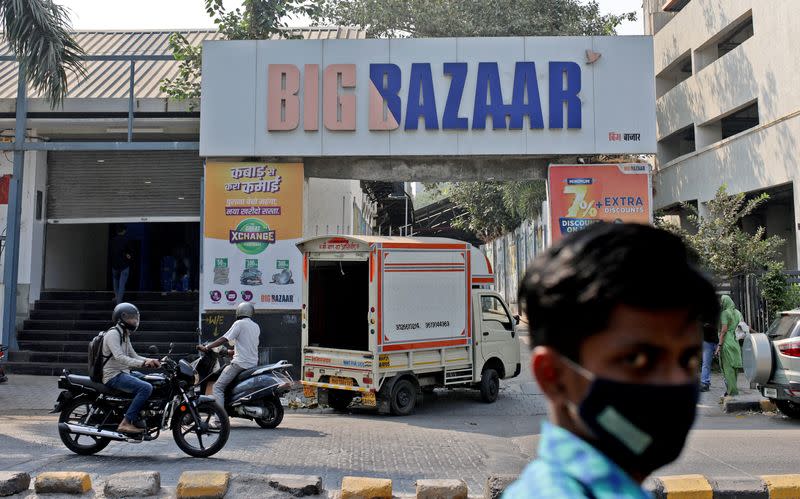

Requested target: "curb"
[
  {"left": 722, "top": 395, "right": 776, "bottom": 414},
  {"left": 5, "top": 471, "right": 800, "bottom": 498},
  {"left": 647, "top": 474, "right": 800, "bottom": 499}
]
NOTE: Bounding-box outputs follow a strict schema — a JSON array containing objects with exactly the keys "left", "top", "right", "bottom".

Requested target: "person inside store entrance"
[
  {"left": 504, "top": 223, "right": 718, "bottom": 498},
  {"left": 110, "top": 225, "right": 133, "bottom": 304},
  {"left": 197, "top": 302, "right": 260, "bottom": 406}
]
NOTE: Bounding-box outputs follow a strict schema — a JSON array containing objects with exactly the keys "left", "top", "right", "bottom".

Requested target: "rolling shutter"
[{"left": 47, "top": 150, "right": 202, "bottom": 221}]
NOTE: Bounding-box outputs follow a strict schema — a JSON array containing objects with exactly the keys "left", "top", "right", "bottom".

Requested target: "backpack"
[
  {"left": 735, "top": 320, "right": 750, "bottom": 341},
  {"left": 88, "top": 326, "right": 117, "bottom": 382}
]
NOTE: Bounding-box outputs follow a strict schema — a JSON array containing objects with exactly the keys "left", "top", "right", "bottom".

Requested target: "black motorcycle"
[
  {"left": 192, "top": 346, "right": 293, "bottom": 429},
  {"left": 53, "top": 344, "right": 231, "bottom": 458}
]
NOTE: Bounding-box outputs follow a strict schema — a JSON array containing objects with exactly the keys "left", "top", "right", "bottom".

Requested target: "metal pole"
[
  {"left": 2, "top": 68, "right": 27, "bottom": 350},
  {"left": 404, "top": 193, "right": 408, "bottom": 236},
  {"left": 127, "top": 61, "right": 135, "bottom": 142}
]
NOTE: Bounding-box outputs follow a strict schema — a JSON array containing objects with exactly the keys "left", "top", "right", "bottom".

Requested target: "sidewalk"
[{"left": 0, "top": 375, "right": 60, "bottom": 414}]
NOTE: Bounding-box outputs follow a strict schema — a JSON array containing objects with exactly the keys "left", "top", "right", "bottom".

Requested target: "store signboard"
[
  {"left": 548, "top": 163, "right": 652, "bottom": 243},
  {"left": 200, "top": 36, "right": 656, "bottom": 157},
  {"left": 203, "top": 161, "right": 304, "bottom": 310}
]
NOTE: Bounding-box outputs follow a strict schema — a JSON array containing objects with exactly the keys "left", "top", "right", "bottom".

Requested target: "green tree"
[
  {"left": 441, "top": 182, "right": 524, "bottom": 243},
  {"left": 161, "top": 0, "right": 320, "bottom": 104},
  {"left": 1, "top": 0, "right": 84, "bottom": 106},
  {"left": 318, "top": 0, "right": 635, "bottom": 240},
  {"left": 316, "top": 0, "right": 636, "bottom": 38},
  {"left": 657, "top": 185, "right": 784, "bottom": 278},
  {"left": 759, "top": 263, "right": 800, "bottom": 319}
]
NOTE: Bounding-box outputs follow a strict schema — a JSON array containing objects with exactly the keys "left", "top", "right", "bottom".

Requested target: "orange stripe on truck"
[{"left": 382, "top": 339, "right": 468, "bottom": 352}]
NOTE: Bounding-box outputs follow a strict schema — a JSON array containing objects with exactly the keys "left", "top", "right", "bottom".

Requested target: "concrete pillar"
[
  {"left": 697, "top": 199, "right": 711, "bottom": 221},
  {"left": 695, "top": 122, "right": 722, "bottom": 149},
  {"left": 793, "top": 180, "right": 800, "bottom": 270}
]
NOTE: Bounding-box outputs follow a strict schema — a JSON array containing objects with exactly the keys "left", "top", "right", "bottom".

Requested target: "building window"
[
  {"left": 658, "top": 124, "right": 695, "bottom": 163},
  {"left": 694, "top": 11, "right": 753, "bottom": 72},
  {"left": 35, "top": 190, "right": 43, "bottom": 221},
  {"left": 695, "top": 100, "right": 759, "bottom": 148},
  {"left": 656, "top": 51, "right": 692, "bottom": 98},
  {"left": 721, "top": 101, "right": 759, "bottom": 139},
  {"left": 662, "top": 0, "right": 690, "bottom": 12}
]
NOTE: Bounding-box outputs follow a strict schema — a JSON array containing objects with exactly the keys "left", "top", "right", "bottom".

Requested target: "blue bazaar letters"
[{"left": 369, "top": 61, "right": 582, "bottom": 131}]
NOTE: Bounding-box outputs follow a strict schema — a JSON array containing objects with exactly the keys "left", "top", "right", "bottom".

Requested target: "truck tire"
[
  {"left": 480, "top": 369, "right": 500, "bottom": 403},
  {"left": 390, "top": 379, "right": 417, "bottom": 416},
  {"left": 328, "top": 390, "right": 355, "bottom": 412}
]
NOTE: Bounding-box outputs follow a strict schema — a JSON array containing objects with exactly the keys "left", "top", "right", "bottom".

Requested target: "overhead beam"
[
  {"left": 303, "top": 156, "right": 552, "bottom": 182},
  {"left": 0, "top": 141, "right": 199, "bottom": 151}
]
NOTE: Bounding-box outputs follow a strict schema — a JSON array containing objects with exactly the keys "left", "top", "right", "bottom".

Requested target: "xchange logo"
[{"left": 229, "top": 218, "right": 276, "bottom": 255}]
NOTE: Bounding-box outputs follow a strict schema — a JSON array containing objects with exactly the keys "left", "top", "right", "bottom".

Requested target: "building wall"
[
  {"left": 0, "top": 149, "right": 48, "bottom": 309},
  {"left": 303, "top": 177, "right": 373, "bottom": 237},
  {"left": 651, "top": 0, "right": 800, "bottom": 267}
]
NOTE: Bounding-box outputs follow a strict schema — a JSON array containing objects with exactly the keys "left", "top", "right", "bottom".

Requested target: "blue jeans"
[
  {"left": 107, "top": 372, "right": 152, "bottom": 424},
  {"left": 112, "top": 267, "right": 130, "bottom": 303},
  {"left": 701, "top": 341, "right": 716, "bottom": 386}
]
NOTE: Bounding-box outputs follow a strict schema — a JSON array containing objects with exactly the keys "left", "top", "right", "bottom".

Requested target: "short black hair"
[{"left": 518, "top": 223, "right": 719, "bottom": 361}]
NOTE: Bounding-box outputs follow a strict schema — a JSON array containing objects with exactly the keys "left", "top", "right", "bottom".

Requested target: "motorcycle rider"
[
  {"left": 103, "top": 303, "right": 162, "bottom": 434},
  {"left": 198, "top": 302, "right": 260, "bottom": 406}
]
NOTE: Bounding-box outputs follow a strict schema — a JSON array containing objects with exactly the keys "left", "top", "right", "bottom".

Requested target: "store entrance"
[
  {"left": 108, "top": 222, "right": 200, "bottom": 293},
  {"left": 44, "top": 222, "right": 200, "bottom": 292}
]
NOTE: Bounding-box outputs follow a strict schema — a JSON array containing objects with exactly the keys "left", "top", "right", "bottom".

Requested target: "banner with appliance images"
[
  {"left": 548, "top": 163, "right": 652, "bottom": 243},
  {"left": 203, "top": 161, "right": 304, "bottom": 310}
]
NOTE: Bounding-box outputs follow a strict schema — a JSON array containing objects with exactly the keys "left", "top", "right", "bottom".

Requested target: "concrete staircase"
[{"left": 6, "top": 291, "right": 200, "bottom": 375}]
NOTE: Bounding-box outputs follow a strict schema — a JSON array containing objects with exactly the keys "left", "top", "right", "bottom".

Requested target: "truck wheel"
[
  {"left": 480, "top": 369, "right": 500, "bottom": 403},
  {"left": 390, "top": 379, "right": 417, "bottom": 416},
  {"left": 775, "top": 400, "right": 800, "bottom": 419},
  {"left": 328, "top": 390, "right": 355, "bottom": 412}
]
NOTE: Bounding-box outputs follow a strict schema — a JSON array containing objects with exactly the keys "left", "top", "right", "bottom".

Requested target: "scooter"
[{"left": 191, "top": 346, "right": 293, "bottom": 429}]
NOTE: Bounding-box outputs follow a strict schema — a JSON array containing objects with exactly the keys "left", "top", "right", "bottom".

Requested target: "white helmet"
[{"left": 236, "top": 302, "right": 255, "bottom": 319}]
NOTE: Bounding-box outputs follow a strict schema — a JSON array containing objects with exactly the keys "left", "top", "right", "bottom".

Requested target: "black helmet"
[
  {"left": 235, "top": 302, "right": 255, "bottom": 319},
  {"left": 113, "top": 302, "right": 140, "bottom": 332}
]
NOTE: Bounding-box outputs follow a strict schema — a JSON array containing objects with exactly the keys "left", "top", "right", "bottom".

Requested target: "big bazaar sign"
[
  {"left": 264, "top": 61, "right": 584, "bottom": 132},
  {"left": 200, "top": 37, "right": 655, "bottom": 157}
]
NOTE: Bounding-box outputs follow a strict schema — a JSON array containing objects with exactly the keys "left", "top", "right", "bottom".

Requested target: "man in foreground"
[{"left": 504, "top": 223, "right": 718, "bottom": 498}]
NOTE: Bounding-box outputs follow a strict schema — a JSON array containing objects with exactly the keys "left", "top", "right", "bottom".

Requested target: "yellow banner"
[
  {"left": 203, "top": 161, "right": 304, "bottom": 310},
  {"left": 204, "top": 162, "right": 303, "bottom": 241}
]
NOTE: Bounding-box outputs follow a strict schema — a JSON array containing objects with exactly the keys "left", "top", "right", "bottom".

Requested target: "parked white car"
[{"left": 743, "top": 308, "right": 800, "bottom": 419}]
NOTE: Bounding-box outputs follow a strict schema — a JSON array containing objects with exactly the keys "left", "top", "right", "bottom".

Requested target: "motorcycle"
[
  {"left": 192, "top": 345, "right": 293, "bottom": 429},
  {"left": 53, "top": 343, "right": 230, "bottom": 458},
  {"left": 0, "top": 345, "right": 8, "bottom": 383}
]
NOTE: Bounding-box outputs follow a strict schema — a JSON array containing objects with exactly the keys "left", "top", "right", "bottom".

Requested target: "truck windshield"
[{"left": 308, "top": 259, "right": 369, "bottom": 351}]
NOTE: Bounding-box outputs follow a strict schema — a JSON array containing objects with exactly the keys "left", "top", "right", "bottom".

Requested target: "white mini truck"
[{"left": 297, "top": 236, "right": 522, "bottom": 415}]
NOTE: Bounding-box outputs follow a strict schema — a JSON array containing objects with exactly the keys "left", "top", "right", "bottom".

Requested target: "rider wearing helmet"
[
  {"left": 103, "top": 303, "right": 162, "bottom": 434},
  {"left": 198, "top": 302, "right": 260, "bottom": 405}
]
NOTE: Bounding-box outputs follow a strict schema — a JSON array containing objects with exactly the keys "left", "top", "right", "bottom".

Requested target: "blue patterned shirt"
[{"left": 502, "top": 422, "right": 652, "bottom": 499}]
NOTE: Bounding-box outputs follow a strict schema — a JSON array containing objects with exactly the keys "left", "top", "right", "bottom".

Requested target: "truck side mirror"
[{"left": 514, "top": 315, "right": 521, "bottom": 325}]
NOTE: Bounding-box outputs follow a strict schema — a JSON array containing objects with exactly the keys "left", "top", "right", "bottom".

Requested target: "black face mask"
[{"left": 563, "top": 357, "right": 699, "bottom": 475}]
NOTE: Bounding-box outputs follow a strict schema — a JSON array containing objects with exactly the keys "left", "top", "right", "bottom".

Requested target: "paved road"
[{"left": 1, "top": 333, "right": 797, "bottom": 495}]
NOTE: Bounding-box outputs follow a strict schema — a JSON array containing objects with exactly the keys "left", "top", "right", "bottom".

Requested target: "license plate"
[
  {"left": 361, "top": 392, "right": 376, "bottom": 407},
  {"left": 330, "top": 376, "right": 353, "bottom": 387},
  {"left": 764, "top": 387, "right": 778, "bottom": 398},
  {"left": 303, "top": 385, "right": 317, "bottom": 398}
]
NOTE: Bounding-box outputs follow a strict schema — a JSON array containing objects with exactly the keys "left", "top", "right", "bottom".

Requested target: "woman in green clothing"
[{"left": 716, "top": 295, "right": 743, "bottom": 396}]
